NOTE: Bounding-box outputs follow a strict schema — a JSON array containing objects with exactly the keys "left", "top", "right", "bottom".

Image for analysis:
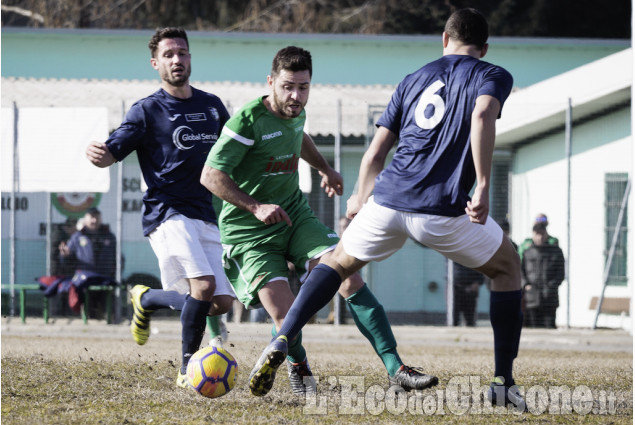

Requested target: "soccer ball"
[{"left": 186, "top": 346, "right": 238, "bottom": 398}]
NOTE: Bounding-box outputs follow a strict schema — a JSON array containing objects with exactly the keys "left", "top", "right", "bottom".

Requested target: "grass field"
[{"left": 1, "top": 318, "right": 632, "bottom": 424}]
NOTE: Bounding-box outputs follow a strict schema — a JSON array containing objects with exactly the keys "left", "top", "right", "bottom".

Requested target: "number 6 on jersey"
[{"left": 414, "top": 80, "right": 446, "bottom": 130}]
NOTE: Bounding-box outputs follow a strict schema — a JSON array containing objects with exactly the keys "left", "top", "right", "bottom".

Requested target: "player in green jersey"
[{"left": 201, "top": 46, "right": 437, "bottom": 396}]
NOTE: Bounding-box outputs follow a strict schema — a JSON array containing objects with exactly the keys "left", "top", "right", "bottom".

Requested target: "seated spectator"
[
  {"left": 50, "top": 217, "right": 78, "bottom": 277},
  {"left": 58, "top": 207, "right": 118, "bottom": 317}
]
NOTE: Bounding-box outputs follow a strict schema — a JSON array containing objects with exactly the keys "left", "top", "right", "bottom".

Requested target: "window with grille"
[{"left": 605, "top": 173, "right": 629, "bottom": 286}]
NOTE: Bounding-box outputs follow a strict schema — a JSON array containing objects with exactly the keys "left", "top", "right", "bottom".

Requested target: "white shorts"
[
  {"left": 341, "top": 197, "right": 503, "bottom": 268},
  {"left": 148, "top": 214, "right": 235, "bottom": 297}
]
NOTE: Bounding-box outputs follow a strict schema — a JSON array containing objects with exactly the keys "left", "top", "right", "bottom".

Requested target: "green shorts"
[{"left": 222, "top": 211, "right": 339, "bottom": 308}]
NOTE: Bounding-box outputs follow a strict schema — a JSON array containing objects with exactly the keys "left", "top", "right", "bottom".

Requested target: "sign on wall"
[{"left": 1, "top": 107, "right": 110, "bottom": 193}]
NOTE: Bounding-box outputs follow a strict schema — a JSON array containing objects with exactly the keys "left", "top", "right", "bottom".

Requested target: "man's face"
[
  {"left": 267, "top": 69, "right": 311, "bottom": 119},
  {"left": 533, "top": 230, "right": 548, "bottom": 246},
  {"left": 84, "top": 213, "right": 102, "bottom": 232},
  {"left": 151, "top": 38, "right": 191, "bottom": 87}
]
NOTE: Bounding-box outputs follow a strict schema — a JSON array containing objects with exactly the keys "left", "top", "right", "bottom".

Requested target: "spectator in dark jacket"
[
  {"left": 58, "top": 207, "right": 117, "bottom": 317},
  {"left": 521, "top": 222, "right": 565, "bottom": 328},
  {"left": 518, "top": 213, "right": 559, "bottom": 260},
  {"left": 452, "top": 262, "right": 485, "bottom": 326},
  {"left": 59, "top": 207, "right": 116, "bottom": 278}
]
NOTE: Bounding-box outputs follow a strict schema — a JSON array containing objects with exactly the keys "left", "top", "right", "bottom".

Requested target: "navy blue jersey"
[
  {"left": 106, "top": 87, "right": 230, "bottom": 236},
  {"left": 374, "top": 55, "right": 513, "bottom": 216}
]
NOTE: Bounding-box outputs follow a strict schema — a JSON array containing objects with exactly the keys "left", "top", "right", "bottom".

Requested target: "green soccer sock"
[
  {"left": 271, "top": 324, "right": 306, "bottom": 364},
  {"left": 207, "top": 315, "right": 221, "bottom": 338},
  {"left": 346, "top": 284, "right": 402, "bottom": 376}
]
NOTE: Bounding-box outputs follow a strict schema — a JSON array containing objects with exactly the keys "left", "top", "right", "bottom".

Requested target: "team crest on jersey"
[{"left": 208, "top": 107, "right": 220, "bottom": 121}]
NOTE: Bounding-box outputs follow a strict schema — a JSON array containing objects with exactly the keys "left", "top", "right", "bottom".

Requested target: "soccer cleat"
[
  {"left": 388, "top": 365, "right": 439, "bottom": 392},
  {"left": 487, "top": 377, "right": 526, "bottom": 412},
  {"left": 176, "top": 371, "right": 188, "bottom": 389},
  {"left": 129, "top": 285, "right": 154, "bottom": 345},
  {"left": 287, "top": 358, "right": 316, "bottom": 395},
  {"left": 249, "top": 336, "right": 289, "bottom": 396}
]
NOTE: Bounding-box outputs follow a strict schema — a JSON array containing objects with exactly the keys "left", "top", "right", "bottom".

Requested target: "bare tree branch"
[{"left": 1, "top": 4, "right": 44, "bottom": 23}]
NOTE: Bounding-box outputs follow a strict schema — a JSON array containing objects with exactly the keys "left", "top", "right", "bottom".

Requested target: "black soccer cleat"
[
  {"left": 287, "top": 358, "right": 316, "bottom": 395},
  {"left": 388, "top": 365, "right": 439, "bottom": 392}
]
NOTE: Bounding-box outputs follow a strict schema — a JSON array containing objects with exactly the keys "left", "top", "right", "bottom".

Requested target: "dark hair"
[
  {"left": 271, "top": 46, "right": 312, "bottom": 78},
  {"left": 148, "top": 27, "right": 189, "bottom": 58},
  {"left": 85, "top": 207, "right": 101, "bottom": 216},
  {"left": 444, "top": 8, "right": 489, "bottom": 50},
  {"left": 532, "top": 222, "right": 547, "bottom": 233}
]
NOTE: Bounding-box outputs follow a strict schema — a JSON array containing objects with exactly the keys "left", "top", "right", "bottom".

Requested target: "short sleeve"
[
  {"left": 376, "top": 83, "right": 404, "bottom": 134},
  {"left": 478, "top": 66, "right": 513, "bottom": 111},
  {"left": 205, "top": 111, "right": 255, "bottom": 174},
  {"left": 105, "top": 101, "right": 147, "bottom": 161}
]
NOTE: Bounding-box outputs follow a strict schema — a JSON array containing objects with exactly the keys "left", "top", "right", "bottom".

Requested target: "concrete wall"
[
  {"left": 1, "top": 28, "right": 628, "bottom": 87},
  {"left": 511, "top": 106, "right": 632, "bottom": 329}
]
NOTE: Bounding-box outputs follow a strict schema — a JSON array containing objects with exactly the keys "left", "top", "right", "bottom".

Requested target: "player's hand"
[
  {"left": 346, "top": 194, "right": 365, "bottom": 219},
  {"left": 465, "top": 185, "right": 489, "bottom": 224},
  {"left": 318, "top": 169, "right": 343, "bottom": 198},
  {"left": 58, "top": 241, "right": 70, "bottom": 257},
  {"left": 254, "top": 204, "right": 292, "bottom": 227},
  {"left": 86, "top": 141, "right": 116, "bottom": 168}
]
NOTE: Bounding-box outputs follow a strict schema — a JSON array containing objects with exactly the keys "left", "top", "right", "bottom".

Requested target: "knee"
[
  {"left": 212, "top": 295, "right": 234, "bottom": 315},
  {"left": 189, "top": 276, "right": 216, "bottom": 300},
  {"left": 494, "top": 246, "right": 520, "bottom": 278},
  {"left": 201, "top": 280, "right": 216, "bottom": 298},
  {"left": 483, "top": 244, "right": 521, "bottom": 290},
  {"left": 338, "top": 273, "right": 364, "bottom": 298}
]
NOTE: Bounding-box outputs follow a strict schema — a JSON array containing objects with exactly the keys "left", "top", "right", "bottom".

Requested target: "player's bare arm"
[
  {"left": 346, "top": 126, "right": 397, "bottom": 218},
  {"left": 301, "top": 132, "right": 343, "bottom": 197},
  {"left": 465, "top": 94, "right": 500, "bottom": 224},
  {"left": 200, "top": 165, "right": 292, "bottom": 226},
  {"left": 86, "top": 141, "right": 116, "bottom": 168}
]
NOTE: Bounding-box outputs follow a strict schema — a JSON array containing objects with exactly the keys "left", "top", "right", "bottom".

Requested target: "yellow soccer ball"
[{"left": 186, "top": 346, "right": 238, "bottom": 398}]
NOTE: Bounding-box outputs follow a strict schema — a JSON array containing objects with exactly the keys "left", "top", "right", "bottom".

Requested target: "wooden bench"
[
  {"left": 1, "top": 283, "right": 121, "bottom": 324},
  {"left": 589, "top": 296, "right": 631, "bottom": 315}
]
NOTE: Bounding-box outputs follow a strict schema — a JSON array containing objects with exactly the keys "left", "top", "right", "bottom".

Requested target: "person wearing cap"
[
  {"left": 518, "top": 213, "right": 559, "bottom": 260},
  {"left": 520, "top": 222, "right": 565, "bottom": 328}
]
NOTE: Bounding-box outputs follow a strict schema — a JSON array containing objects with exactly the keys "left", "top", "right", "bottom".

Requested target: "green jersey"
[{"left": 205, "top": 96, "right": 310, "bottom": 244}]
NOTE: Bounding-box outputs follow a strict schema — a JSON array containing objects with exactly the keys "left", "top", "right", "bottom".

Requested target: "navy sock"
[
  {"left": 489, "top": 290, "right": 523, "bottom": 385},
  {"left": 141, "top": 289, "right": 188, "bottom": 311},
  {"left": 277, "top": 264, "right": 342, "bottom": 341},
  {"left": 272, "top": 325, "right": 306, "bottom": 363},
  {"left": 180, "top": 297, "right": 212, "bottom": 374}
]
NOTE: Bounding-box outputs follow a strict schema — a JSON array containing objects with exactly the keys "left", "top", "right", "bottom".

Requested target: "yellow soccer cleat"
[{"left": 129, "top": 285, "right": 154, "bottom": 345}]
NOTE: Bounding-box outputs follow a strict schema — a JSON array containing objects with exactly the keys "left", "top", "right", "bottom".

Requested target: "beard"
[
  {"left": 271, "top": 90, "right": 304, "bottom": 118},
  {"left": 161, "top": 64, "right": 191, "bottom": 87}
]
